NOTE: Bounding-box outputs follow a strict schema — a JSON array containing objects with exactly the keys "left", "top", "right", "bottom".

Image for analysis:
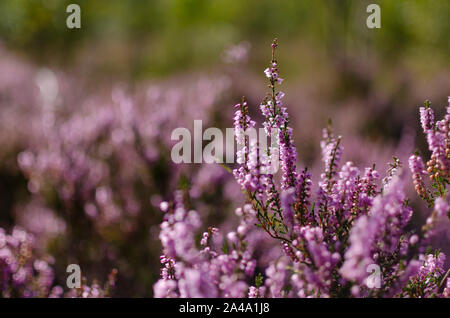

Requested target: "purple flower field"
[
  {"left": 0, "top": 37, "right": 448, "bottom": 298},
  {"left": 0, "top": 1, "right": 449, "bottom": 298}
]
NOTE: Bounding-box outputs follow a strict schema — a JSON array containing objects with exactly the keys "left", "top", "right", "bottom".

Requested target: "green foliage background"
[{"left": 0, "top": 0, "right": 448, "bottom": 79}]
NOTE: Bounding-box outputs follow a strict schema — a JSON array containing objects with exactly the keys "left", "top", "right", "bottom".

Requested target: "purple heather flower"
[
  {"left": 417, "top": 102, "right": 449, "bottom": 180},
  {"left": 0, "top": 227, "right": 59, "bottom": 297},
  {"left": 281, "top": 187, "right": 296, "bottom": 230},
  {"left": 200, "top": 227, "right": 219, "bottom": 247},
  {"left": 160, "top": 201, "right": 169, "bottom": 212},
  {"left": 402, "top": 253, "right": 447, "bottom": 297},
  {"left": 248, "top": 285, "right": 266, "bottom": 298},
  {"left": 434, "top": 196, "right": 449, "bottom": 218},
  {"left": 409, "top": 154, "right": 428, "bottom": 197},
  {"left": 153, "top": 279, "right": 178, "bottom": 298},
  {"left": 444, "top": 278, "right": 450, "bottom": 298},
  {"left": 340, "top": 175, "right": 412, "bottom": 285},
  {"left": 265, "top": 259, "right": 288, "bottom": 298},
  {"left": 420, "top": 106, "right": 434, "bottom": 133}
]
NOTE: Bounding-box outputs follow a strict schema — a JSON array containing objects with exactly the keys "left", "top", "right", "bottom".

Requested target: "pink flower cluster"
[
  {"left": 154, "top": 191, "right": 259, "bottom": 298},
  {"left": 154, "top": 39, "right": 449, "bottom": 298}
]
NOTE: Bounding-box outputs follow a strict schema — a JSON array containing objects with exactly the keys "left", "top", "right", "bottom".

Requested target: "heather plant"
[
  {"left": 0, "top": 226, "right": 117, "bottom": 298},
  {"left": 0, "top": 226, "right": 58, "bottom": 297},
  {"left": 0, "top": 38, "right": 448, "bottom": 298},
  {"left": 154, "top": 39, "right": 449, "bottom": 298},
  {"left": 0, "top": 44, "right": 242, "bottom": 296},
  {"left": 13, "top": 66, "right": 238, "bottom": 296}
]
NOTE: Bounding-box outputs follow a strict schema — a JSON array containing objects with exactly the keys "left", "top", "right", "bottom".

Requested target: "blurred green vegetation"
[{"left": 0, "top": 0, "right": 448, "bottom": 78}]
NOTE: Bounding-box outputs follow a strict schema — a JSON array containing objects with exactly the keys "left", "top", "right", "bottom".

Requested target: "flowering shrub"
[
  {"left": 10, "top": 65, "right": 236, "bottom": 296},
  {"left": 0, "top": 226, "right": 116, "bottom": 298},
  {"left": 154, "top": 39, "right": 449, "bottom": 298},
  {"left": 0, "top": 227, "right": 57, "bottom": 297},
  {"left": 0, "top": 38, "right": 448, "bottom": 298}
]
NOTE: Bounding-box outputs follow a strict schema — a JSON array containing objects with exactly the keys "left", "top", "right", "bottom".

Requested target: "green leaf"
[
  {"left": 221, "top": 241, "right": 229, "bottom": 254},
  {"left": 255, "top": 273, "right": 264, "bottom": 287}
]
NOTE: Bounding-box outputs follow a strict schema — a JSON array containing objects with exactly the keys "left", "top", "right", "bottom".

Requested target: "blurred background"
[{"left": 0, "top": 0, "right": 448, "bottom": 297}]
